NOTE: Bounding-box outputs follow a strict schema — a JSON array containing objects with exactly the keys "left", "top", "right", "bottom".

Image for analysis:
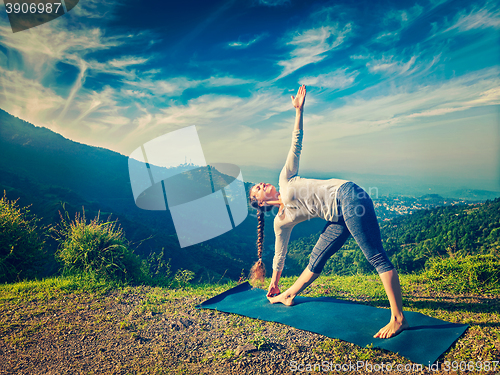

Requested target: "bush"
[
  {"left": 425, "top": 254, "right": 500, "bottom": 293},
  {"left": 0, "top": 193, "right": 46, "bottom": 283},
  {"left": 53, "top": 209, "right": 142, "bottom": 283},
  {"left": 140, "top": 248, "right": 172, "bottom": 287},
  {"left": 140, "top": 249, "right": 197, "bottom": 288}
]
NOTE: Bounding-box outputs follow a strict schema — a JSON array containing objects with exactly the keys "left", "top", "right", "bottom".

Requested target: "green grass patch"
[
  {"left": 425, "top": 254, "right": 500, "bottom": 294},
  {"left": 0, "top": 275, "right": 113, "bottom": 303}
]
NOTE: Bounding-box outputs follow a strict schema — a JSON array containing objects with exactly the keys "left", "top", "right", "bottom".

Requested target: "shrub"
[
  {"left": 140, "top": 248, "right": 173, "bottom": 287},
  {"left": 53, "top": 209, "right": 142, "bottom": 283},
  {"left": 425, "top": 254, "right": 500, "bottom": 293},
  {"left": 140, "top": 249, "right": 197, "bottom": 288},
  {"left": 0, "top": 193, "right": 46, "bottom": 283},
  {"left": 172, "top": 269, "right": 195, "bottom": 288}
]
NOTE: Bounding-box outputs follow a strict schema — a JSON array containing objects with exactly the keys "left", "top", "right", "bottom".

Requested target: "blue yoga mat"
[{"left": 196, "top": 282, "right": 468, "bottom": 365}]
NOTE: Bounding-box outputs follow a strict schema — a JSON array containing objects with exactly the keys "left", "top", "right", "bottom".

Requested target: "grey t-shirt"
[{"left": 272, "top": 129, "right": 350, "bottom": 272}]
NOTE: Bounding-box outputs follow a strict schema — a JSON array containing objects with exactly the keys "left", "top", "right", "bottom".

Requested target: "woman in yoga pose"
[{"left": 249, "top": 85, "right": 408, "bottom": 339}]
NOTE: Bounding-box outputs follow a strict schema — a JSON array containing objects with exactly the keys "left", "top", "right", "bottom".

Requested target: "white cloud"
[
  {"left": 226, "top": 33, "right": 268, "bottom": 48},
  {"left": 0, "top": 66, "right": 65, "bottom": 124},
  {"left": 305, "top": 68, "right": 500, "bottom": 143},
  {"left": 69, "top": 0, "right": 116, "bottom": 19},
  {"left": 207, "top": 76, "right": 253, "bottom": 87},
  {"left": 59, "top": 58, "right": 88, "bottom": 120},
  {"left": 122, "top": 75, "right": 252, "bottom": 97},
  {"left": 372, "top": 3, "right": 424, "bottom": 44},
  {"left": 276, "top": 23, "right": 353, "bottom": 80},
  {"left": 108, "top": 56, "right": 149, "bottom": 68},
  {"left": 384, "top": 4, "right": 424, "bottom": 27},
  {"left": 428, "top": 2, "right": 500, "bottom": 40},
  {"left": 111, "top": 87, "right": 293, "bottom": 160},
  {"left": 443, "top": 3, "right": 500, "bottom": 32},
  {"left": 350, "top": 54, "right": 370, "bottom": 60},
  {"left": 0, "top": 25, "right": 120, "bottom": 67},
  {"left": 374, "top": 32, "right": 399, "bottom": 43},
  {"left": 367, "top": 55, "right": 418, "bottom": 76},
  {"left": 299, "top": 68, "right": 359, "bottom": 89},
  {"left": 122, "top": 89, "right": 152, "bottom": 98},
  {"left": 256, "top": 0, "right": 290, "bottom": 6}
]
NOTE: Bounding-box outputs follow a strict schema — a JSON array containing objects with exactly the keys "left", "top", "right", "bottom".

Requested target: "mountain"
[{"left": 442, "top": 189, "right": 500, "bottom": 201}]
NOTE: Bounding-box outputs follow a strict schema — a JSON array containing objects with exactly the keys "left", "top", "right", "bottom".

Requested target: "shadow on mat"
[
  {"left": 363, "top": 296, "right": 499, "bottom": 314},
  {"left": 291, "top": 296, "right": 357, "bottom": 306},
  {"left": 406, "top": 324, "right": 468, "bottom": 331}
]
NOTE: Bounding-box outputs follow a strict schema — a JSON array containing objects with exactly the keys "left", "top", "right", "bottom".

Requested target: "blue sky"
[{"left": 0, "top": 0, "right": 499, "bottom": 191}]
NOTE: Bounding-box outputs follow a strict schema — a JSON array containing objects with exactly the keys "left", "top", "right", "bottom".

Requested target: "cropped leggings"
[{"left": 307, "top": 182, "right": 394, "bottom": 274}]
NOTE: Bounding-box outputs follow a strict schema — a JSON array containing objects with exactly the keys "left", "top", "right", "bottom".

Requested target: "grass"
[
  {"left": 0, "top": 193, "right": 46, "bottom": 283},
  {"left": 53, "top": 209, "right": 143, "bottom": 283},
  {"left": 0, "top": 273, "right": 499, "bottom": 374},
  {"left": 424, "top": 254, "right": 500, "bottom": 294}
]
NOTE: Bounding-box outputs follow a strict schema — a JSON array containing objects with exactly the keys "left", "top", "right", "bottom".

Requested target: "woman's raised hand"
[{"left": 291, "top": 85, "right": 306, "bottom": 110}]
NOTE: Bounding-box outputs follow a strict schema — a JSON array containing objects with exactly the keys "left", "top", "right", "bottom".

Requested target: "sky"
[{"left": 0, "top": 0, "right": 499, "bottom": 192}]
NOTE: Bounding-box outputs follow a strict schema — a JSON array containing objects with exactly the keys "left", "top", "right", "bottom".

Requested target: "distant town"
[{"left": 372, "top": 194, "right": 483, "bottom": 221}]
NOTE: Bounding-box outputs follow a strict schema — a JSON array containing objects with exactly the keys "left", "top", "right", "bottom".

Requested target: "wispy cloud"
[
  {"left": 0, "top": 66, "right": 65, "bottom": 124},
  {"left": 306, "top": 68, "right": 500, "bottom": 142},
  {"left": 207, "top": 76, "right": 253, "bottom": 87},
  {"left": 385, "top": 3, "right": 424, "bottom": 25},
  {"left": 276, "top": 23, "right": 353, "bottom": 80},
  {"left": 0, "top": 24, "right": 120, "bottom": 74},
  {"left": 117, "top": 87, "right": 292, "bottom": 154},
  {"left": 299, "top": 68, "right": 359, "bottom": 90},
  {"left": 226, "top": 33, "right": 268, "bottom": 48},
  {"left": 59, "top": 58, "right": 88, "bottom": 120},
  {"left": 255, "top": 0, "right": 290, "bottom": 7},
  {"left": 373, "top": 4, "right": 424, "bottom": 44},
  {"left": 443, "top": 3, "right": 500, "bottom": 32},
  {"left": 122, "top": 75, "right": 252, "bottom": 97},
  {"left": 367, "top": 55, "right": 418, "bottom": 76},
  {"left": 70, "top": 0, "right": 116, "bottom": 19},
  {"left": 429, "top": 1, "right": 500, "bottom": 39},
  {"left": 108, "top": 56, "right": 149, "bottom": 68}
]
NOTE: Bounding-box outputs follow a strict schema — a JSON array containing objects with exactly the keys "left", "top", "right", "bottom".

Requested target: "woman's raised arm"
[{"left": 291, "top": 85, "right": 306, "bottom": 132}]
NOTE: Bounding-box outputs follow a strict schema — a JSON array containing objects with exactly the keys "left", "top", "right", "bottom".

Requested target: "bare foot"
[
  {"left": 374, "top": 315, "right": 409, "bottom": 339},
  {"left": 267, "top": 292, "right": 295, "bottom": 306}
]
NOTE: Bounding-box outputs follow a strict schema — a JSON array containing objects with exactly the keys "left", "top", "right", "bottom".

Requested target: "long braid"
[
  {"left": 250, "top": 209, "right": 266, "bottom": 284},
  {"left": 256, "top": 210, "right": 264, "bottom": 260}
]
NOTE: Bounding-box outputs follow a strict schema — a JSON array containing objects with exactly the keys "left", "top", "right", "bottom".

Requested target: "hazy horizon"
[{"left": 0, "top": 0, "right": 498, "bottom": 193}]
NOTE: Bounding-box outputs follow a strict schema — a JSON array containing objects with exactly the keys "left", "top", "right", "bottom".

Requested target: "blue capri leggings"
[{"left": 307, "top": 182, "right": 394, "bottom": 274}]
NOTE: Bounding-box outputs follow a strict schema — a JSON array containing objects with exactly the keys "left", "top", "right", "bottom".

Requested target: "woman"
[{"left": 249, "top": 85, "right": 408, "bottom": 339}]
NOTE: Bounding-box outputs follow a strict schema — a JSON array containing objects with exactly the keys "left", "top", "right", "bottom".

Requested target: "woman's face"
[{"left": 250, "top": 182, "right": 279, "bottom": 205}]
